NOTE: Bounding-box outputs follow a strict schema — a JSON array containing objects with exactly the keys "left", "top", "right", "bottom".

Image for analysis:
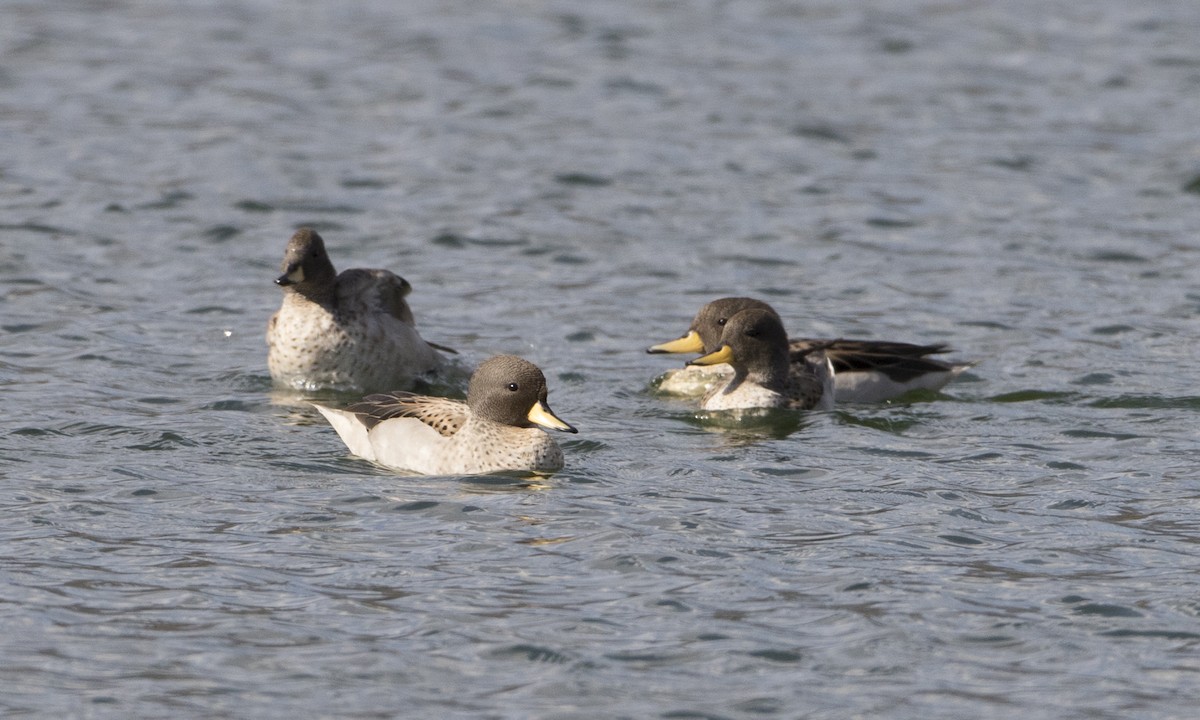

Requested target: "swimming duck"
[
  {"left": 649, "top": 297, "right": 969, "bottom": 402},
  {"left": 312, "top": 355, "right": 576, "bottom": 475},
  {"left": 688, "top": 307, "right": 835, "bottom": 411},
  {"left": 267, "top": 228, "right": 448, "bottom": 392}
]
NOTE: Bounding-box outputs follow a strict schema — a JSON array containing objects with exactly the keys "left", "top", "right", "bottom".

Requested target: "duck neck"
[
  {"left": 289, "top": 281, "right": 337, "bottom": 310},
  {"left": 746, "top": 349, "right": 790, "bottom": 392}
]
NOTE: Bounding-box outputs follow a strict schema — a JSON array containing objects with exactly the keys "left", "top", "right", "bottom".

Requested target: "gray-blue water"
[{"left": 4, "top": 1, "right": 1200, "bottom": 718}]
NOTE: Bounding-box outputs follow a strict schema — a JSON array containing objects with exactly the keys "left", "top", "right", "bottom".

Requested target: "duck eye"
[
  {"left": 506, "top": 382, "right": 519, "bottom": 392},
  {"left": 716, "top": 318, "right": 727, "bottom": 326}
]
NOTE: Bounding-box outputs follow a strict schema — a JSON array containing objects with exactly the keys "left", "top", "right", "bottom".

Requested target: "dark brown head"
[
  {"left": 468, "top": 355, "right": 577, "bottom": 433},
  {"left": 275, "top": 228, "right": 337, "bottom": 291},
  {"left": 688, "top": 307, "right": 790, "bottom": 384},
  {"left": 648, "top": 297, "right": 780, "bottom": 355},
  {"left": 691, "top": 298, "right": 781, "bottom": 352}
]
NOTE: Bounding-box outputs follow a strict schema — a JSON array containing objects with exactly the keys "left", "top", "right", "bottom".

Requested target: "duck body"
[
  {"left": 650, "top": 297, "right": 969, "bottom": 403},
  {"left": 267, "top": 229, "right": 446, "bottom": 393},
  {"left": 313, "top": 355, "right": 576, "bottom": 476},
  {"left": 315, "top": 397, "right": 565, "bottom": 475},
  {"left": 700, "top": 351, "right": 836, "bottom": 412},
  {"left": 690, "top": 308, "right": 835, "bottom": 412}
]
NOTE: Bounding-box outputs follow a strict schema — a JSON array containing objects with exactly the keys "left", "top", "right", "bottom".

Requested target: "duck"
[
  {"left": 688, "top": 307, "right": 835, "bottom": 411},
  {"left": 649, "top": 297, "right": 969, "bottom": 403},
  {"left": 312, "top": 355, "right": 577, "bottom": 475},
  {"left": 267, "top": 228, "right": 448, "bottom": 393}
]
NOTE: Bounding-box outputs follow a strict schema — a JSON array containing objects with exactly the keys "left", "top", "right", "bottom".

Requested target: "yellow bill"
[
  {"left": 647, "top": 330, "right": 704, "bottom": 354},
  {"left": 688, "top": 344, "right": 734, "bottom": 367},
  {"left": 526, "top": 400, "right": 577, "bottom": 433}
]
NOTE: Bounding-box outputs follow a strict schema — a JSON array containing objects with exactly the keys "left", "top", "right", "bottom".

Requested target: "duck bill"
[
  {"left": 647, "top": 330, "right": 704, "bottom": 354},
  {"left": 688, "top": 345, "right": 734, "bottom": 367},
  {"left": 527, "top": 400, "right": 577, "bottom": 434},
  {"left": 275, "top": 264, "right": 304, "bottom": 286}
]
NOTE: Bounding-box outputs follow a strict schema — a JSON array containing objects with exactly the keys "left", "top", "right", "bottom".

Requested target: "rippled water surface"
[{"left": 4, "top": 1, "right": 1200, "bottom": 718}]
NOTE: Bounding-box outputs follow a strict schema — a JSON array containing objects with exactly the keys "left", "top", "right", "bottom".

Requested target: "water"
[{"left": 4, "top": 0, "right": 1200, "bottom": 717}]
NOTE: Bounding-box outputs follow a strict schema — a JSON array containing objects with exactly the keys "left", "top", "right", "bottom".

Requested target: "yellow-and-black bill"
[
  {"left": 647, "top": 330, "right": 704, "bottom": 354},
  {"left": 687, "top": 345, "right": 734, "bottom": 367},
  {"left": 526, "top": 400, "right": 577, "bottom": 433}
]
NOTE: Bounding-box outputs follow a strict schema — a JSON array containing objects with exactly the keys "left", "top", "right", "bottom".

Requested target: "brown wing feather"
[{"left": 346, "top": 392, "right": 468, "bottom": 437}]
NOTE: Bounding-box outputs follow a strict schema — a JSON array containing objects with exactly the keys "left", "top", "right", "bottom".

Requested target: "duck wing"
[
  {"left": 795, "top": 338, "right": 955, "bottom": 382},
  {"left": 346, "top": 392, "right": 469, "bottom": 437},
  {"left": 335, "top": 269, "right": 416, "bottom": 325}
]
